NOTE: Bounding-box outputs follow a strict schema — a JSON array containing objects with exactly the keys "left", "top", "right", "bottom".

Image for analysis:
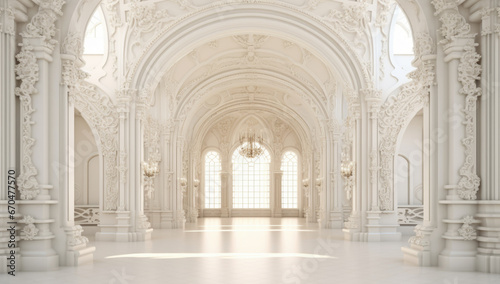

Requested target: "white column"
[
  {"left": 433, "top": 2, "right": 481, "bottom": 272},
  {"left": 400, "top": 39, "right": 437, "bottom": 266},
  {"left": 133, "top": 96, "right": 153, "bottom": 239},
  {"left": 274, "top": 171, "right": 283, "bottom": 217},
  {"left": 343, "top": 100, "right": 361, "bottom": 240},
  {"left": 220, "top": 172, "right": 229, "bottom": 217},
  {"left": 468, "top": 0, "right": 500, "bottom": 273},
  {"left": 327, "top": 133, "right": 342, "bottom": 229},
  {"left": 0, "top": 1, "right": 21, "bottom": 274},
  {"left": 15, "top": 1, "right": 64, "bottom": 270}
]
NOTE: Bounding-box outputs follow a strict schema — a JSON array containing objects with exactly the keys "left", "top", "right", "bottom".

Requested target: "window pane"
[
  {"left": 84, "top": 7, "right": 106, "bottom": 55},
  {"left": 232, "top": 143, "right": 270, "bottom": 209},
  {"left": 204, "top": 151, "right": 221, "bottom": 208},
  {"left": 281, "top": 151, "right": 298, "bottom": 208}
]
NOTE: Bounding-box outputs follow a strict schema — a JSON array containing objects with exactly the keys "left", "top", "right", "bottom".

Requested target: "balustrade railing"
[
  {"left": 74, "top": 205, "right": 100, "bottom": 225},
  {"left": 397, "top": 205, "right": 423, "bottom": 225}
]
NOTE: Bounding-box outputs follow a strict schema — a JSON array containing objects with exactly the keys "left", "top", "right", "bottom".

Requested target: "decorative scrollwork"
[{"left": 74, "top": 206, "right": 100, "bottom": 225}]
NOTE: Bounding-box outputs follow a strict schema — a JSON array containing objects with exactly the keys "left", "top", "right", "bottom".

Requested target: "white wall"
[
  {"left": 74, "top": 114, "right": 100, "bottom": 205},
  {"left": 395, "top": 113, "right": 423, "bottom": 205}
]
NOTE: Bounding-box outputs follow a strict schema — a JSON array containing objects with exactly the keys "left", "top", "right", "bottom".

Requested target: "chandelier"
[{"left": 238, "top": 129, "right": 264, "bottom": 159}]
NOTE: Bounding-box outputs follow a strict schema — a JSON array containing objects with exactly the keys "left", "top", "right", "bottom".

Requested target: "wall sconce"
[
  {"left": 143, "top": 158, "right": 160, "bottom": 201},
  {"left": 340, "top": 157, "right": 354, "bottom": 179},
  {"left": 340, "top": 153, "right": 355, "bottom": 201},
  {"left": 315, "top": 177, "right": 322, "bottom": 187},
  {"left": 142, "top": 159, "right": 160, "bottom": 178},
  {"left": 179, "top": 177, "right": 187, "bottom": 188}
]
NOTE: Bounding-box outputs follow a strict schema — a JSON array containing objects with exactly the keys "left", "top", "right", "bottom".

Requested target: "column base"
[
  {"left": 476, "top": 201, "right": 500, "bottom": 273},
  {"left": 65, "top": 225, "right": 95, "bottom": 266},
  {"left": 96, "top": 229, "right": 153, "bottom": 242},
  {"left": 439, "top": 254, "right": 477, "bottom": 272},
  {"left": 402, "top": 245, "right": 432, "bottom": 266},
  {"left": 66, "top": 245, "right": 95, "bottom": 266},
  {"left": 477, "top": 254, "right": 500, "bottom": 273},
  {"left": 361, "top": 225, "right": 402, "bottom": 241},
  {"left": 401, "top": 225, "right": 434, "bottom": 266}
]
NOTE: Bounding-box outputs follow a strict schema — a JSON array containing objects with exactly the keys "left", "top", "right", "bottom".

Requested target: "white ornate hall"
[{"left": 1, "top": 0, "right": 500, "bottom": 283}]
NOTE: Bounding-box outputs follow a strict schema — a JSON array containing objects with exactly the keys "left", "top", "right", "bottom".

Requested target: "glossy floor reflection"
[{"left": 2, "top": 218, "right": 500, "bottom": 284}]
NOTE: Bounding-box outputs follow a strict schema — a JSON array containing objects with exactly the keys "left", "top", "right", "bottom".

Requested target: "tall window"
[
  {"left": 204, "top": 151, "right": 221, "bottom": 208},
  {"left": 84, "top": 7, "right": 106, "bottom": 55},
  {"left": 281, "top": 151, "right": 298, "bottom": 209},
  {"left": 391, "top": 5, "right": 414, "bottom": 56},
  {"left": 232, "top": 144, "right": 271, "bottom": 209}
]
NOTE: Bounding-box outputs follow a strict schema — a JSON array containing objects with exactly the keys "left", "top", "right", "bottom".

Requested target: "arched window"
[
  {"left": 84, "top": 6, "right": 106, "bottom": 55},
  {"left": 281, "top": 151, "right": 298, "bottom": 209},
  {"left": 391, "top": 5, "right": 414, "bottom": 56},
  {"left": 232, "top": 143, "right": 271, "bottom": 209},
  {"left": 204, "top": 151, "right": 221, "bottom": 208}
]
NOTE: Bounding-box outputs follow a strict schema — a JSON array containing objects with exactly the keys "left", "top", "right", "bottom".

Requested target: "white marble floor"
[{"left": 2, "top": 218, "right": 500, "bottom": 284}]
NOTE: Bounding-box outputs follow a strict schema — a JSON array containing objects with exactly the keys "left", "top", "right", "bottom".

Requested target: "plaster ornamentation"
[
  {"left": 15, "top": 45, "right": 40, "bottom": 200},
  {"left": 457, "top": 216, "right": 478, "bottom": 241},
  {"left": 61, "top": 35, "right": 120, "bottom": 211},
  {"left": 408, "top": 225, "right": 430, "bottom": 247},
  {"left": 324, "top": 2, "right": 369, "bottom": 55},
  {"left": 20, "top": 215, "right": 39, "bottom": 241},
  {"left": 23, "top": 0, "right": 65, "bottom": 51},
  {"left": 124, "top": 0, "right": 371, "bottom": 95},
  {"left": 431, "top": 0, "right": 463, "bottom": 15},
  {"left": 375, "top": 0, "right": 394, "bottom": 80},
  {"left": 369, "top": 150, "right": 380, "bottom": 189},
  {"left": 215, "top": 116, "right": 236, "bottom": 155},
  {"left": 0, "top": 6, "right": 15, "bottom": 36},
  {"left": 15, "top": 0, "right": 64, "bottom": 200},
  {"left": 102, "top": 0, "right": 121, "bottom": 79},
  {"left": 136, "top": 215, "right": 151, "bottom": 230},
  {"left": 433, "top": 2, "right": 482, "bottom": 200},
  {"left": 378, "top": 33, "right": 435, "bottom": 211},
  {"left": 103, "top": 0, "right": 122, "bottom": 28},
  {"left": 456, "top": 43, "right": 481, "bottom": 200},
  {"left": 67, "top": 225, "right": 89, "bottom": 247},
  {"left": 127, "top": 0, "right": 172, "bottom": 39},
  {"left": 479, "top": 8, "right": 500, "bottom": 36},
  {"left": 344, "top": 215, "right": 359, "bottom": 229},
  {"left": 437, "top": 12, "right": 471, "bottom": 45},
  {"left": 118, "top": 150, "right": 127, "bottom": 184}
]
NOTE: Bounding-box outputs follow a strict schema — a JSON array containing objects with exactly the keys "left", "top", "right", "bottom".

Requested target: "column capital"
[
  {"left": 7, "top": 0, "right": 34, "bottom": 23},
  {"left": 20, "top": 0, "right": 66, "bottom": 52},
  {"left": 1, "top": 3, "right": 16, "bottom": 36}
]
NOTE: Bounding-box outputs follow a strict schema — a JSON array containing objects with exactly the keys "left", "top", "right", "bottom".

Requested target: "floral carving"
[
  {"left": 67, "top": 225, "right": 89, "bottom": 247},
  {"left": 458, "top": 216, "right": 478, "bottom": 241},
  {"left": 408, "top": 225, "right": 430, "bottom": 247},
  {"left": 15, "top": 46, "right": 41, "bottom": 200},
  {"left": 20, "top": 215, "right": 39, "bottom": 241},
  {"left": 433, "top": 2, "right": 482, "bottom": 200},
  {"left": 23, "top": 0, "right": 65, "bottom": 51},
  {"left": 324, "top": 2, "right": 369, "bottom": 54},
  {"left": 456, "top": 43, "right": 481, "bottom": 200}
]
